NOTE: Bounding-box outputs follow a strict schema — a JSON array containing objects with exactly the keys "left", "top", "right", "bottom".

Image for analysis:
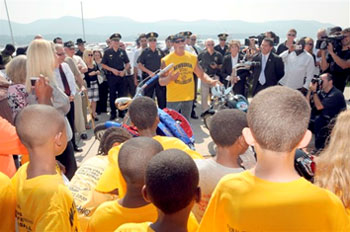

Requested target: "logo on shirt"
[{"left": 173, "top": 62, "right": 193, "bottom": 85}]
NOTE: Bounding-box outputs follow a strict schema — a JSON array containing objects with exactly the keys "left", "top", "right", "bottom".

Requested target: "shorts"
[{"left": 88, "top": 81, "right": 99, "bottom": 101}]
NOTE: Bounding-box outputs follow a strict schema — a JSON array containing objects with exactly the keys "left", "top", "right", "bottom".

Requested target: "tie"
[
  {"left": 58, "top": 64, "right": 71, "bottom": 96},
  {"left": 258, "top": 55, "right": 267, "bottom": 85}
]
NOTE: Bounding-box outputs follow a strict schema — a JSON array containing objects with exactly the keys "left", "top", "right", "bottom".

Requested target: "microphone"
[{"left": 158, "top": 63, "right": 174, "bottom": 76}]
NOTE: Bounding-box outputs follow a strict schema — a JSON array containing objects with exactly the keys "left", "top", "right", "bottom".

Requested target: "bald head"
[
  {"left": 118, "top": 137, "right": 163, "bottom": 187},
  {"left": 15, "top": 105, "right": 66, "bottom": 149}
]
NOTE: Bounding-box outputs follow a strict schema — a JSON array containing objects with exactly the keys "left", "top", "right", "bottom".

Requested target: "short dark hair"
[
  {"left": 129, "top": 97, "right": 158, "bottom": 130},
  {"left": 118, "top": 137, "right": 163, "bottom": 186},
  {"left": 247, "top": 86, "right": 310, "bottom": 152},
  {"left": 5, "top": 44, "right": 15, "bottom": 53},
  {"left": 263, "top": 38, "right": 274, "bottom": 47},
  {"left": 139, "top": 33, "right": 147, "bottom": 40},
  {"left": 321, "top": 73, "right": 333, "bottom": 81},
  {"left": 53, "top": 37, "right": 62, "bottom": 43},
  {"left": 209, "top": 109, "right": 247, "bottom": 147},
  {"left": 97, "top": 127, "right": 132, "bottom": 155},
  {"left": 145, "top": 149, "right": 199, "bottom": 214}
]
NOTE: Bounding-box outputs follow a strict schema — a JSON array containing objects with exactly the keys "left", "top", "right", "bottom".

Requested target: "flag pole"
[
  {"left": 80, "top": 1, "right": 86, "bottom": 41},
  {"left": 4, "top": 0, "right": 15, "bottom": 45}
]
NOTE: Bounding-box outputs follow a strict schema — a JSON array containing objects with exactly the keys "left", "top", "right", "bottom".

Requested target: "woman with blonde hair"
[
  {"left": 25, "top": 39, "right": 77, "bottom": 179},
  {"left": 83, "top": 49, "right": 100, "bottom": 120},
  {"left": 314, "top": 109, "right": 350, "bottom": 217},
  {"left": 6, "top": 55, "right": 28, "bottom": 118}
]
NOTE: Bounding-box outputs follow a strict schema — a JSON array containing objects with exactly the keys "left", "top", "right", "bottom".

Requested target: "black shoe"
[
  {"left": 74, "top": 146, "right": 83, "bottom": 152},
  {"left": 81, "top": 133, "right": 88, "bottom": 140},
  {"left": 110, "top": 115, "right": 116, "bottom": 120},
  {"left": 94, "top": 117, "right": 99, "bottom": 121},
  {"left": 191, "top": 111, "right": 199, "bottom": 119}
]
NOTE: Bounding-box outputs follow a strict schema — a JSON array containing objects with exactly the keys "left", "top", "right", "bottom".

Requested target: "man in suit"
[
  {"left": 221, "top": 40, "right": 250, "bottom": 97},
  {"left": 251, "top": 38, "right": 284, "bottom": 96}
]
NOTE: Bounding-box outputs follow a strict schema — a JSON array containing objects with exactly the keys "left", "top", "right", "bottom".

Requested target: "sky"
[{"left": 0, "top": 0, "right": 349, "bottom": 27}]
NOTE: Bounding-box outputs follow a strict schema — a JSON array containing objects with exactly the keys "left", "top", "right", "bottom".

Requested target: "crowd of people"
[{"left": 0, "top": 26, "right": 350, "bottom": 231}]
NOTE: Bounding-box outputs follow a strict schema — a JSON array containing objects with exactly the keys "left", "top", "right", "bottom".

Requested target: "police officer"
[
  {"left": 214, "top": 33, "right": 229, "bottom": 56},
  {"left": 137, "top": 32, "right": 166, "bottom": 108},
  {"left": 101, "top": 33, "right": 130, "bottom": 120}
]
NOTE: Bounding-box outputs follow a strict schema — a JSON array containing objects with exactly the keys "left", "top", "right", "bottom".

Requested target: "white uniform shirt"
[{"left": 54, "top": 62, "right": 77, "bottom": 96}]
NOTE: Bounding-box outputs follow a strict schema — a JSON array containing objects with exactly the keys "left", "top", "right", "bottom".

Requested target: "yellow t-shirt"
[
  {"left": 115, "top": 213, "right": 199, "bottom": 232},
  {"left": 87, "top": 201, "right": 157, "bottom": 232},
  {"left": 95, "top": 135, "right": 203, "bottom": 197},
  {"left": 0, "top": 172, "right": 16, "bottom": 232},
  {"left": 69, "top": 156, "right": 117, "bottom": 231},
  {"left": 162, "top": 51, "right": 197, "bottom": 102},
  {"left": 11, "top": 163, "right": 81, "bottom": 232},
  {"left": 198, "top": 170, "right": 350, "bottom": 232}
]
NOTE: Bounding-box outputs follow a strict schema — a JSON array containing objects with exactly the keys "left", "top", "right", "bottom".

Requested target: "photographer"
[
  {"left": 320, "top": 28, "right": 350, "bottom": 93},
  {"left": 306, "top": 73, "right": 346, "bottom": 150}
]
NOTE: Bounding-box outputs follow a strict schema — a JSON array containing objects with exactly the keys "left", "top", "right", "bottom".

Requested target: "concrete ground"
[{"left": 75, "top": 87, "right": 350, "bottom": 166}]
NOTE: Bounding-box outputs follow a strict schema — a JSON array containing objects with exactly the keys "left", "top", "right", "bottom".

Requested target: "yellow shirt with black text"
[
  {"left": 95, "top": 135, "right": 203, "bottom": 198},
  {"left": 198, "top": 170, "right": 350, "bottom": 232},
  {"left": 162, "top": 51, "right": 197, "bottom": 102},
  {"left": 11, "top": 163, "right": 80, "bottom": 232}
]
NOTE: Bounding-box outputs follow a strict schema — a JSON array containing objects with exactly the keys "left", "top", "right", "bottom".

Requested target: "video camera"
[
  {"left": 315, "top": 35, "right": 344, "bottom": 52},
  {"left": 244, "top": 33, "right": 280, "bottom": 46}
]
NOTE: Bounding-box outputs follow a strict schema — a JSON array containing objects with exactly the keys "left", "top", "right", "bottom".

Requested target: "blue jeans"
[{"left": 167, "top": 100, "right": 193, "bottom": 122}]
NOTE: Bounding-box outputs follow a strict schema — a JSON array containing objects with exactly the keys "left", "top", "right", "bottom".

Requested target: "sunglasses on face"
[
  {"left": 207, "top": 44, "right": 214, "bottom": 46},
  {"left": 56, "top": 53, "right": 65, "bottom": 56},
  {"left": 288, "top": 34, "right": 296, "bottom": 37},
  {"left": 174, "top": 39, "right": 185, "bottom": 43},
  {"left": 88, "top": 54, "right": 93, "bottom": 57},
  {"left": 148, "top": 39, "right": 157, "bottom": 42},
  {"left": 191, "top": 38, "right": 196, "bottom": 41}
]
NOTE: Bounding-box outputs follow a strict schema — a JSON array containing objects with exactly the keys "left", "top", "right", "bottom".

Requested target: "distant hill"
[{"left": 0, "top": 16, "right": 334, "bottom": 45}]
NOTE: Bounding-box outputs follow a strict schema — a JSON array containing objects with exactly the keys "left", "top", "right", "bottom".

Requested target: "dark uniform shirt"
[
  {"left": 102, "top": 48, "right": 130, "bottom": 76},
  {"left": 198, "top": 50, "right": 223, "bottom": 76},
  {"left": 214, "top": 44, "right": 229, "bottom": 56},
  {"left": 326, "top": 48, "right": 350, "bottom": 92},
  {"left": 137, "top": 47, "right": 165, "bottom": 79},
  {"left": 75, "top": 50, "right": 83, "bottom": 57},
  {"left": 163, "top": 47, "right": 171, "bottom": 55},
  {"left": 276, "top": 41, "right": 295, "bottom": 55}
]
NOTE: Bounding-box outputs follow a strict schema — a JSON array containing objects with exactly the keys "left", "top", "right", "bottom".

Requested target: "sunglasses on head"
[{"left": 174, "top": 39, "right": 185, "bottom": 43}]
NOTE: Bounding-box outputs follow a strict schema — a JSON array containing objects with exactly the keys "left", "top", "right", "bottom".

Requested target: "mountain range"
[{"left": 0, "top": 16, "right": 334, "bottom": 45}]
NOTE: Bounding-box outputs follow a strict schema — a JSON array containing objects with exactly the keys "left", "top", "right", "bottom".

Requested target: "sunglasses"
[
  {"left": 56, "top": 53, "right": 65, "bottom": 56},
  {"left": 88, "top": 54, "right": 93, "bottom": 57},
  {"left": 207, "top": 44, "right": 214, "bottom": 46},
  {"left": 191, "top": 38, "right": 196, "bottom": 41},
  {"left": 148, "top": 39, "right": 157, "bottom": 42},
  {"left": 288, "top": 34, "right": 296, "bottom": 37},
  {"left": 306, "top": 43, "right": 313, "bottom": 46},
  {"left": 174, "top": 39, "right": 185, "bottom": 43}
]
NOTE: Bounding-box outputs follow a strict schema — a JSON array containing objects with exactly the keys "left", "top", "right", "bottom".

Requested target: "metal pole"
[
  {"left": 4, "top": 0, "right": 15, "bottom": 45},
  {"left": 80, "top": 1, "right": 86, "bottom": 41}
]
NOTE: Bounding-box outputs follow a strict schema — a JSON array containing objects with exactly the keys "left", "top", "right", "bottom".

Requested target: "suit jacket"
[{"left": 251, "top": 52, "right": 284, "bottom": 96}]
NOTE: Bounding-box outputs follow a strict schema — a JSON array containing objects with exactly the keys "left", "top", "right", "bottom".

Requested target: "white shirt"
[
  {"left": 133, "top": 47, "right": 145, "bottom": 76},
  {"left": 54, "top": 62, "right": 77, "bottom": 96},
  {"left": 279, "top": 50, "right": 315, "bottom": 89},
  {"left": 231, "top": 54, "right": 239, "bottom": 68}
]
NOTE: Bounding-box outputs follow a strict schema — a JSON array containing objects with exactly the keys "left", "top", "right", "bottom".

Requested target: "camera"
[
  {"left": 245, "top": 33, "right": 280, "bottom": 46},
  {"left": 311, "top": 75, "right": 323, "bottom": 88},
  {"left": 315, "top": 35, "right": 344, "bottom": 52}
]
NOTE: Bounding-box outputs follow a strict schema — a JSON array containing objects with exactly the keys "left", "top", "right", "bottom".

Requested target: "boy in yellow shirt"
[
  {"left": 198, "top": 86, "right": 350, "bottom": 231},
  {"left": 0, "top": 172, "right": 16, "bottom": 232},
  {"left": 12, "top": 105, "right": 80, "bottom": 232},
  {"left": 87, "top": 137, "right": 163, "bottom": 232},
  {"left": 116, "top": 149, "right": 200, "bottom": 232},
  {"left": 95, "top": 96, "right": 203, "bottom": 198}
]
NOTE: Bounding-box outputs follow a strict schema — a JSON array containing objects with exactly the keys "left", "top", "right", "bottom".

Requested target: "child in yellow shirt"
[
  {"left": 87, "top": 137, "right": 163, "bottom": 232},
  {"left": 12, "top": 104, "right": 80, "bottom": 232},
  {"left": 95, "top": 97, "right": 203, "bottom": 198},
  {"left": 116, "top": 149, "right": 200, "bottom": 232},
  {"left": 198, "top": 86, "right": 350, "bottom": 231},
  {"left": 0, "top": 172, "right": 16, "bottom": 232}
]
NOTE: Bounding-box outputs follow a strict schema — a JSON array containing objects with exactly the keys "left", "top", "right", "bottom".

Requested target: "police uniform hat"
[
  {"left": 172, "top": 33, "right": 185, "bottom": 42},
  {"left": 218, "top": 33, "right": 229, "bottom": 40},
  {"left": 109, "top": 33, "right": 122, "bottom": 41},
  {"left": 146, "top": 32, "right": 158, "bottom": 40},
  {"left": 166, "top": 35, "right": 174, "bottom": 41},
  {"left": 76, "top": 38, "right": 86, "bottom": 45},
  {"left": 64, "top": 41, "right": 75, "bottom": 48},
  {"left": 181, "top": 31, "right": 192, "bottom": 38}
]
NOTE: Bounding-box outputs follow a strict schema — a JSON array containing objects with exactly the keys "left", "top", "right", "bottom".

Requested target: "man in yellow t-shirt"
[
  {"left": 87, "top": 137, "right": 163, "bottom": 232},
  {"left": 95, "top": 97, "right": 203, "bottom": 198},
  {"left": 116, "top": 149, "right": 200, "bottom": 232},
  {"left": 0, "top": 172, "right": 16, "bottom": 232},
  {"left": 198, "top": 86, "right": 350, "bottom": 231},
  {"left": 11, "top": 105, "right": 80, "bottom": 232},
  {"left": 160, "top": 32, "right": 219, "bottom": 121}
]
